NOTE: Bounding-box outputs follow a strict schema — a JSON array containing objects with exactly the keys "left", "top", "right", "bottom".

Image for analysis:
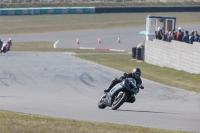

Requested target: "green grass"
[
  {"left": 0, "top": 110, "right": 191, "bottom": 133},
  {"left": 0, "top": 12, "right": 200, "bottom": 35}
]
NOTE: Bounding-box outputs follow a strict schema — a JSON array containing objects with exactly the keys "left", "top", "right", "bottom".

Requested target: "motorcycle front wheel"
[
  {"left": 3, "top": 47, "right": 6, "bottom": 53},
  {"left": 111, "top": 91, "right": 127, "bottom": 110},
  {"left": 98, "top": 94, "right": 107, "bottom": 109}
]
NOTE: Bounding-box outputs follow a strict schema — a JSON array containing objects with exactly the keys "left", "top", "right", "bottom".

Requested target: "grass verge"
[
  {"left": 12, "top": 42, "right": 200, "bottom": 93},
  {"left": 0, "top": 12, "right": 200, "bottom": 34},
  {"left": 0, "top": 110, "right": 191, "bottom": 133}
]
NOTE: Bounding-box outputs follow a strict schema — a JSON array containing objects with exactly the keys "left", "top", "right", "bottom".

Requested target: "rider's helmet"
[
  {"left": 8, "top": 38, "right": 12, "bottom": 42},
  {"left": 132, "top": 68, "right": 141, "bottom": 79}
]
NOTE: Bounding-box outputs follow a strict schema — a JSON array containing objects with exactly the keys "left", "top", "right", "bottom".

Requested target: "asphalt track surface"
[
  {"left": 1, "top": 24, "right": 200, "bottom": 51},
  {"left": 0, "top": 51, "right": 200, "bottom": 132},
  {"left": 1, "top": 27, "right": 146, "bottom": 51},
  {"left": 0, "top": 24, "right": 200, "bottom": 132}
]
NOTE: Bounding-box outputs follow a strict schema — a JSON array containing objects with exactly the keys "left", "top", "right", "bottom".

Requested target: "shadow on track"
[{"left": 116, "top": 109, "right": 178, "bottom": 114}]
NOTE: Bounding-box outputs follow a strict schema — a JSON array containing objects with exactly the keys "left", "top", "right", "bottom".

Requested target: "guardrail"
[
  {"left": 95, "top": 6, "right": 200, "bottom": 13},
  {"left": 0, "top": 6, "right": 200, "bottom": 15},
  {"left": 0, "top": 7, "right": 95, "bottom": 15}
]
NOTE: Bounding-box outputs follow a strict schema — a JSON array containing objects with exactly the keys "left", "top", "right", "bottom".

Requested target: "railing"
[{"left": 0, "top": 0, "right": 200, "bottom": 3}]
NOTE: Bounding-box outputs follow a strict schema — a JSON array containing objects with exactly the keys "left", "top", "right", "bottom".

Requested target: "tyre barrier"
[
  {"left": 136, "top": 47, "right": 144, "bottom": 60},
  {"left": 136, "top": 47, "right": 141, "bottom": 60},
  {"left": 132, "top": 47, "right": 136, "bottom": 59},
  {"left": 0, "top": 7, "right": 95, "bottom": 15}
]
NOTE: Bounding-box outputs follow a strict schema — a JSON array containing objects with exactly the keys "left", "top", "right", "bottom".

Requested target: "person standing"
[
  {"left": 193, "top": 31, "right": 199, "bottom": 42},
  {"left": 156, "top": 27, "right": 162, "bottom": 40},
  {"left": 176, "top": 27, "right": 183, "bottom": 42},
  {"left": 182, "top": 30, "right": 189, "bottom": 44},
  {"left": 189, "top": 31, "right": 194, "bottom": 44}
]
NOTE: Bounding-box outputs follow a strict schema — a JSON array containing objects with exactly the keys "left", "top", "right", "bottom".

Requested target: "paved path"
[{"left": 0, "top": 52, "right": 199, "bottom": 132}]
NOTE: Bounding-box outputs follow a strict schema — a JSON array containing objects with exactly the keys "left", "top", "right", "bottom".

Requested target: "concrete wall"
[{"left": 145, "top": 39, "right": 200, "bottom": 74}]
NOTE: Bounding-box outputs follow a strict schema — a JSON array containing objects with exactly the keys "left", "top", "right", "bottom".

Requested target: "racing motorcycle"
[
  {"left": 98, "top": 78, "right": 140, "bottom": 110},
  {"left": 1, "top": 42, "right": 9, "bottom": 53}
]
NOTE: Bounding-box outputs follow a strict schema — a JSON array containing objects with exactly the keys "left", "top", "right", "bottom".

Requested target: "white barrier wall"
[{"left": 145, "top": 39, "right": 200, "bottom": 74}]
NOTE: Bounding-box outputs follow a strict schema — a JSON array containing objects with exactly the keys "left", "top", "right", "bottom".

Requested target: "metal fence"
[
  {"left": 0, "top": 0, "right": 200, "bottom": 3},
  {"left": 0, "top": 7, "right": 95, "bottom": 15}
]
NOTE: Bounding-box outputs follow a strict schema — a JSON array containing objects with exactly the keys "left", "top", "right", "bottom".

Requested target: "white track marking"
[
  {"left": 53, "top": 40, "right": 59, "bottom": 48},
  {"left": 109, "top": 49, "right": 125, "bottom": 52},
  {"left": 79, "top": 47, "right": 125, "bottom": 52},
  {"left": 79, "top": 47, "right": 95, "bottom": 50}
]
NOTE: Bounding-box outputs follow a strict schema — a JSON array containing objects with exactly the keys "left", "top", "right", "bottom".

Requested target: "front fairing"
[{"left": 120, "top": 78, "right": 138, "bottom": 94}]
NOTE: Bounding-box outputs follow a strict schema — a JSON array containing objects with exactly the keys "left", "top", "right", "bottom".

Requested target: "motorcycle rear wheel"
[{"left": 111, "top": 92, "right": 127, "bottom": 110}]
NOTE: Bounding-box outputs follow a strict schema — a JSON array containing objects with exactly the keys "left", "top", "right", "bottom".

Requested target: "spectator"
[
  {"left": 156, "top": 27, "right": 162, "bottom": 40},
  {"left": 161, "top": 27, "right": 167, "bottom": 41},
  {"left": 182, "top": 30, "right": 189, "bottom": 44},
  {"left": 189, "top": 31, "right": 194, "bottom": 44},
  {"left": 155, "top": 31, "right": 158, "bottom": 39},
  {"left": 176, "top": 27, "right": 183, "bottom": 41},
  {"left": 172, "top": 30, "right": 177, "bottom": 40},
  {"left": 181, "top": 28, "right": 184, "bottom": 37},
  {"left": 193, "top": 31, "right": 199, "bottom": 42},
  {"left": 166, "top": 30, "right": 173, "bottom": 42}
]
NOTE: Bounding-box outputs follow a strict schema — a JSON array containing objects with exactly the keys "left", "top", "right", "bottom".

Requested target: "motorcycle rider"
[
  {"left": 104, "top": 68, "right": 144, "bottom": 103},
  {"left": 104, "top": 68, "right": 144, "bottom": 92},
  {"left": 7, "top": 38, "right": 12, "bottom": 51}
]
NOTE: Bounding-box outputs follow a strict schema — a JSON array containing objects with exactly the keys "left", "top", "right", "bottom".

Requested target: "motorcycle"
[
  {"left": 98, "top": 78, "right": 140, "bottom": 110},
  {"left": 1, "top": 42, "right": 9, "bottom": 53}
]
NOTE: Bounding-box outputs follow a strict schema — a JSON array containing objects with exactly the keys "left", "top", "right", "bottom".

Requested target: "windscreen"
[{"left": 127, "top": 78, "right": 136, "bottom": 88}]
